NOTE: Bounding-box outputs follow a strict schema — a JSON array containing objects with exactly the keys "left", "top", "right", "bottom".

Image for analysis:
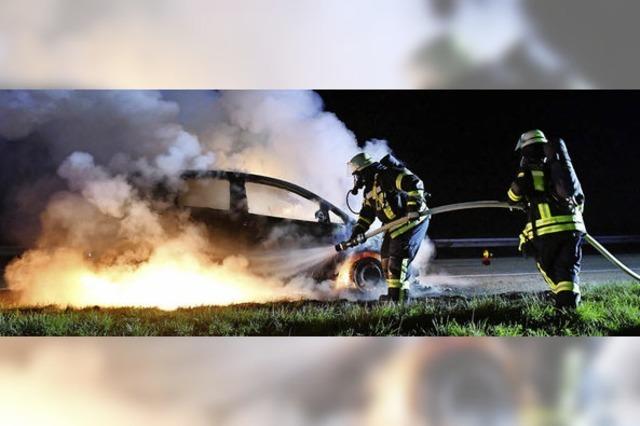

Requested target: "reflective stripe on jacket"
[
  {"left": 354, "top": 165, "right": 428, "bottom": 238},
  {"left": 507, "top": 161, "right": 586, "bottom": 249}
]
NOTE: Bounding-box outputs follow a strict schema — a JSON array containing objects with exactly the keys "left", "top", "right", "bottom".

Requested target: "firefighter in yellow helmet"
[
  {"left": 507, "top": 130, "right": 586, "bottom": 309},
  {"left": 346, "top": 152, "right": 430, "bottom": 302}
]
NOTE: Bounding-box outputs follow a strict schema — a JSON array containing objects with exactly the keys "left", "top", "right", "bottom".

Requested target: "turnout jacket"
[
  {"left": 353, "top": 164, "right": 428, "bottom": 239},
  {"left": 507, "top": 160, "right": 586, "bottom": 249}
]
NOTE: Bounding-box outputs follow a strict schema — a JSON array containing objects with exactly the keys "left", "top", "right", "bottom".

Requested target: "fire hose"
[{"left": 336, "top": 200, "right": 640, "bottom": 283}]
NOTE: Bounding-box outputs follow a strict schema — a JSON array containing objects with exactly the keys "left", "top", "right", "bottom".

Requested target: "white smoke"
[
  {"left": 168, "top": 90, "right": 389, "bottom": 206},
  {"left": 0, "top": 90, "right": 215, "bottom": 179},
  {"left": 0, "top": 90, "right": 386, "bottom": 207}
]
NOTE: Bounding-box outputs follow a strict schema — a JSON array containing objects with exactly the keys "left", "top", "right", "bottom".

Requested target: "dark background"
[{"left": 319, "top": 91, "right": 640, "bottom": 239}]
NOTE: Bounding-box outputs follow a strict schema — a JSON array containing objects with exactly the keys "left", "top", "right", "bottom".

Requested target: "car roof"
[{"left": 180, "top": 170, "right": 351, "bottom": 223}]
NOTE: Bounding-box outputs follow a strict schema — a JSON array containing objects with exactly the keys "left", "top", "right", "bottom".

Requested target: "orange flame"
[{"left": 5, "top": 242, "right": 323, "bottom": 310}]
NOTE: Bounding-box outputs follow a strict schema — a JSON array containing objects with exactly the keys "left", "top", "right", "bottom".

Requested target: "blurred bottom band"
[{"left": 0, "top": 337, "right": 636, "bottom": 426}]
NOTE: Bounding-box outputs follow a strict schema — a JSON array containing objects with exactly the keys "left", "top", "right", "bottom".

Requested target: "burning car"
[{"left": 177, "top": 170, "right": 384, "bottom": 292}]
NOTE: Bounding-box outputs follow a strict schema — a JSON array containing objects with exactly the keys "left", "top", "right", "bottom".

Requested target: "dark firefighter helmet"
[{"left": 348, "top": 152, "right": 375, "bottom": 174}]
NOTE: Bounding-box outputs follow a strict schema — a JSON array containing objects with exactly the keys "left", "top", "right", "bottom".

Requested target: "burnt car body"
[{"left": 177, "top": 170, "right": 383, "bottom": 290}]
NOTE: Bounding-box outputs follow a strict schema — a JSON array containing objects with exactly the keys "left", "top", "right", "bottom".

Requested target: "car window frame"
[{"left": 180, "top": 170, "right": 350, "bottom": 225}]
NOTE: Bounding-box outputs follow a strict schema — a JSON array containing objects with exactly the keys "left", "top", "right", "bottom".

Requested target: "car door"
[
  {"left": 242, "top": 180, "right": 346, "bottom": 250},
  {"left": 178, "top": 175, "right": 255, "bottom": 255}
]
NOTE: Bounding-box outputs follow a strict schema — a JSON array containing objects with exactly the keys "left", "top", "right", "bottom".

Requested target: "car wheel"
[{"left": 351, "top": 256, "right": 384, "bottom": 292}]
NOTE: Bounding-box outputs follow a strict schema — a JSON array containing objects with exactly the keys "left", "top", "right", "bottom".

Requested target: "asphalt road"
[{"left": 421, "top": 253, "right": 640, "bottom": 296}]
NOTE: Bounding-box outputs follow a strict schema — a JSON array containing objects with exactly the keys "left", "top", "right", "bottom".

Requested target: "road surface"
[{"left": 420, "top": 253, "right": 640, "bottom": 296}]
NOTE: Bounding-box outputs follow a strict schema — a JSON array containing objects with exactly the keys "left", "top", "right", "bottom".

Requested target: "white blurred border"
[
  {"left": 0, "top": 338, "right": 637, "bottom": 425},
  {"left": 0, "top": 0, "right": 430, "bottom": 89},
  {"left": 2, "top": 0, "right": 639, "bottom": 88}
]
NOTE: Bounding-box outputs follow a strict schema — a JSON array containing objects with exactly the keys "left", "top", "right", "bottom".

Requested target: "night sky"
[{"left": 319, "top": 90, "right": 640, "bottom": 239}]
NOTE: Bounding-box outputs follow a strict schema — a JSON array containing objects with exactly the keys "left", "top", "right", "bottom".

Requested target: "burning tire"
[{"left": 338, "top": 251, "right": 384, "bottom": 291}]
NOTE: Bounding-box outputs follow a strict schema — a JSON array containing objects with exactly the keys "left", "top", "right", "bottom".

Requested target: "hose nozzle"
[
  {"left": 335, "top": 241, "right": 352, "bottom": 252},
  {"left": 335, "top": 233, "right": 365, "bottom": 252}
]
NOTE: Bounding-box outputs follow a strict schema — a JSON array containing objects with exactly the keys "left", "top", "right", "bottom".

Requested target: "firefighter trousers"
[
  {"left": 529, "top": 231, "right": 584, "bottom": 295},
  {"left": 380, "top": 218, "right": 430, "bottom": 289}
]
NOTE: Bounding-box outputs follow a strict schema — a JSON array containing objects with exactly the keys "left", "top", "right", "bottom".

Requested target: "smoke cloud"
[{"left": 1, "top": 90, "right": 399, "bottom": 308}]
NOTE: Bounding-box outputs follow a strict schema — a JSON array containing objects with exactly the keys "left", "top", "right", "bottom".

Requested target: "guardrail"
[
  {"left": 2, "top": 235, "right": 640, "bottom": 255},
  {"left": 432, "top": 235, "right": 640, "bottom": 248}
]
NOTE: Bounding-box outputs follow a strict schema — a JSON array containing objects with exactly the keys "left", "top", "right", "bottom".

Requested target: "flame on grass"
[{"left": 5, "top": 238, "right": 339, "bottom": 311}]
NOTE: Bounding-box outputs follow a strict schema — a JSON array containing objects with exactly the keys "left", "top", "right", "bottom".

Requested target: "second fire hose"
[{"left": 336, "top": 200, "right": 640, "bottom": 283}]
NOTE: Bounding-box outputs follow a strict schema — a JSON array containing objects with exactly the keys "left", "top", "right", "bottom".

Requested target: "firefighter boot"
[
  {"left": 378, "top": 287, "right": 408, "bottom": 303},
  {"left": 555, "top": 290, "right": 581, "bottom": 310}
]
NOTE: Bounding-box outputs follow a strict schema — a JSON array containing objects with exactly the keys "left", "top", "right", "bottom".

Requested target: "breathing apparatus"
[
  {"left": 345, "top": 152, "right": 375, "bottom": 214},
  {"left": 346, "top": 174, "right": 365, "bottom": 214}
]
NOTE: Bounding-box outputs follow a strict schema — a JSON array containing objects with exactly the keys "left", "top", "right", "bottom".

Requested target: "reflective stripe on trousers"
[{"left": 536, "top": 262, "right": 580, "bottom": 294}]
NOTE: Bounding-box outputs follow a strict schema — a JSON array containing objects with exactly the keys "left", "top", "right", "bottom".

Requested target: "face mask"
[{"left": 351, "top": 173, "right": 365, "bottom": 195}]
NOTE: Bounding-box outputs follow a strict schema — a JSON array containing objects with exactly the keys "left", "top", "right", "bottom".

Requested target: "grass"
[{"left": 0, "top": 281, "right": 638, "bottom": 336}]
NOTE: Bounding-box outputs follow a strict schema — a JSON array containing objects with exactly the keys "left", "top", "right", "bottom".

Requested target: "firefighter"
[
  {"left": 507, "top": 130, "right": 586, "bottom": 309},
  {"left": 345, "top": 152, "right": 430, "bottom": 302}
]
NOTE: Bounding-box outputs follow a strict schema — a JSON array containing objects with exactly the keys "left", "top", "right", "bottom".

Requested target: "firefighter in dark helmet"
[
  {"left": 345, "top": 152, "right": 430, "bottom": 302},
  {"left": 507, "top": 130, "right": 586, "bottom": 309}
]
